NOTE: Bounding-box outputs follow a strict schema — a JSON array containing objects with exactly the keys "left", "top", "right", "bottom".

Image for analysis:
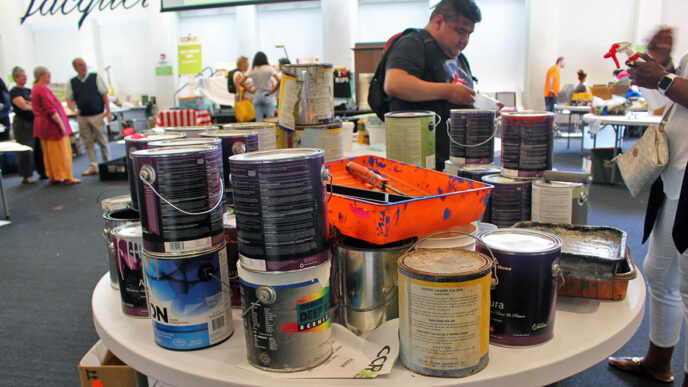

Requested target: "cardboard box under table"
[{"left": 78, "top": 340, "right": 136, "bottom": 387}]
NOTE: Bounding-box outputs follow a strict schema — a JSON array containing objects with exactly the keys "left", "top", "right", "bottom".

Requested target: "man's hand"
[
  {"left": 445, "top": 83, "right": 475, "bottom": 105},
  {"left": 106, "top": 111, "right": 112, "bottom": 123},
  {"left": 628, "top": 53, "right": 666, "bottom": 89}
]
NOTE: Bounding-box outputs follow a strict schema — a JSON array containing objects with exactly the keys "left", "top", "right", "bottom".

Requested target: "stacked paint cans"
[
  {"left": 229, "top": 148, "right": 334, "bottom": 371},
  {"left": 481, "top": 174, "right": 532, "bottom": 228},
  {"left": 102, "top": 207, "right": 140, "bottom": 289},
  {"left": 384, "top": 111, "right": 437, "bottom": 169},
  {"left": 501, "top": 112, "right": 554, "bottom": 178},
  {"left": 449, "top": 109, "right": 496, "bottom": 165}
]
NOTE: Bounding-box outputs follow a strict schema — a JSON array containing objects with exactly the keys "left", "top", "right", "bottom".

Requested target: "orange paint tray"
[{"left": 326, "top": 155, "right": 493, "bottom": 245}]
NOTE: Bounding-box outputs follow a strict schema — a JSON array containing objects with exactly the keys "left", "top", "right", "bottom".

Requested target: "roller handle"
[
  {"left": 543, "top": 170, "right": 591, "bottom": 184},
  {"left": 346, "top": 161, "right": 388, "bottom": 189}
]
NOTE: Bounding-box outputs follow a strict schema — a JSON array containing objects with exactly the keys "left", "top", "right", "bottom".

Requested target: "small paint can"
[
  {"left": 100, "top": 194, "right": 131, "bottom": 213},
  {"left": 278, "top": 64, "right": 334, "bottom": 130},
  {"left": 334, "top": 237, "right": 415, "bottom": 336},
  {"left": 398, "top": 248, "right": 492, "bottom": 377},
  {"left": 162, "top": 125, "right": 219, "bottom": 138},
  {"left": 477, "top": 228, "right": 562, "bottom": 346},
  {"left": 457, "top": 165, "right": 502, "bottom": 182},
  {"left": 223, "top": 122, "right": 277, "bottom": 151},
  {"left": 416, "top": 222, "right": 479, "bottom": 251},
  {"left": 481, "top": 174, "right": 532, "bottom": 228},
  {"left": 449, "top": 109, "right": 496, "bottom": 165},
  {"left": 133, "top": 145, "right": 225, "bottom": 254},
  {"left": 103, "top": 208, "right": 141, "bottom": 289},
  {"left": 531, "top": 180, "right": 589, "bottom": 225},
  {"left": 239, "top": 260, "right": 333, "bottom": 372},
  {"left": 125, "top": 132, "right": 186, "bottom": 211},
  {"left": 223, "top": 211, "right": 241, "bottom": 307},
  {"left": 501, "top": 112, "right": 554, "bottom": 178},
  {"left": 143, "top": 244, "right": 233, "bottom": 350},
  {"left": 112, "top": 222, "right": 148, "bottom": 317},
  {"left": 384, "top": 111, "right": 437, "bottom": 169},
  {"left": 292, "top": 122, "right": 343, "bottom": 161},
  {"left": 229, "top": 148, "right": 330, "bottom": 272}
]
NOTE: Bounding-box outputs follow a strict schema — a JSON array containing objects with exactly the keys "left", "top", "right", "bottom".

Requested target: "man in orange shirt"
[{"left": 544, "top": 57, "right": 566, "bottom": 111}]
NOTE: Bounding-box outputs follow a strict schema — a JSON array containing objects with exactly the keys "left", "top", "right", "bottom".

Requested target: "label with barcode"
[
  {"left": 164, "top": 237, "right": 212, "bottom": 252},
  {"left": 212, "top": 316, "right": 225, "bottom": 331}
]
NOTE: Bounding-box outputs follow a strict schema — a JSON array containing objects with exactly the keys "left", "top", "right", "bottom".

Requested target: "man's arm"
[
  {"left": 102, "top": 93, "right": 111, "bottom": 122},
  {"left": 548, "top": 77, "right": 555, "bottom": 96},
  {"left": 65, "top": 81, "right": 78, "bottom": 114},
  {"left": 384, "top": 68, "right": 475, "bottom": 106}
]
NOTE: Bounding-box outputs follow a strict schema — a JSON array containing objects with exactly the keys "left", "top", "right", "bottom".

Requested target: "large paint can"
[
  {"left": 143, "top": 244, "right": 233, "bottom": 350},
  {"left": 103, "top": 208, "right": 141, "bottom": 289},
  {"left": 449, "top": 109, "right": 496, "bottom": 165},
  {"left": 223, "top": 212, "right": 241, "bottom": 307},
  {"left": 112, "top": 222, "right": 148, "bottom": 317},
  {"left": 478, "top": 228, "right": 562, "bottom": 346},
  {"left": 334, "top": 237, "right": 415, "bottom": 336},
  {"left": 223, "top": 122, "right": 277, "bottom": 151},
  {"left": 531, "top": 180, "right": 589, "bottom": 225},
  {"left": 278, "top": 63, "right": 334, "bottom": 131},
  {"left": 162, "top": 125, "right": 219, "bottom": 138},
  {"left": 398, "top": 248, "right": 492, "bottom": 377},
  {"left": 229, "top": 148, "right": 330, "bottom": 272},
  {"left": 291, "top": 122, "right": 343, "bottom": 161},
  {"left": 501, "top": 112, "right": 554, "bottom": 178},
  {"left": 384, "top": 111, "right": 437, "bottom": 169},
  {"left": 457, "top": 165, "right": 502, "bottom": 182},
  {"left": 148, "top": 137, "right": 221, "bottom": 149},
  {"left": 416, "top": 223, "right": 479, "bottom": 251},
  {"left": 100, "top": 194, "right": 131, "bottom": 213},
  {"left": 125, "top": 132, "right": 186, "bottom": 211},
  {"left": 481, "top": 174, "right": 532, "bottom": 228},
  {"left": 238, "top": 260, "right": 333, "bottom": 372},
  {"left": 133, "top": 145, "right": 225, "bottom": 254}
]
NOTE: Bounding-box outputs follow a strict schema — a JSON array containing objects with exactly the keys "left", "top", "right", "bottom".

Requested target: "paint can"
[
  {"left": 143, "top": 244, "right": 233, "bottom": 350},
  {"left": 416, "top": 222, "right": 479, "bottom": 250},
  {"left": 443, "top": 160, "right": 459, "bottom": 175},
  {"left": 223, "top": 211, "right": 241, "bottom": 307},
  {"left": 449, "top": 109, "right": 497, "bottom": 165},
  {"left": 125, "top": 132, "right": 186, "bottom": 211},
  {"left": 103, "top": 208, "right": 141, "bottom": 289},
  {"left": 481, "top": 174, "right": 532, "bottom": 228},
  {"left": 398, "top": 248, "right": 492, "bottom": 377},
  {"left": 531, "top": 180, "right": 588, "bottom": 225},
  {"left": 223, "top": 122, "right": 277, "bottom": 151},
  {"left": 278, "top": 64, "right": 334, "bottom": 131},
  {"left": 501, "top": 112, "right": 554, "bottom": 178},
  {"left": 457, "top": 165, "right": 502, "bottom": 182},
  {"left": 229, "top": 148, "right": 330, "bottom": 272},
  {"left": 162, "top": 125, "right": 219, "bottom": 138},
  {"left": 100, "top": 194, "right": 131, "bottom": 213},
  {"left": 384, "top": 111, "right": 437, "bottom": 169},
  {"left": 148, "top": 137, "right": 221, "bottom": 149},
  {"left": 334, "top": 237, "right": 415, "bottom": 336},
  {"left": 112, "top": 222, "right": 148, "bottom": 317},
  {"left": 291, "top": 122, "right": 343, "bottom": 161},
  {"left": 477, "top": 229, "right": 561, "bottom": 346},
  {"left": 238, "top": 260, "right": 333, "bottom": 372},
  {"left": 132, "top": 145, "right": 225, "bottom": 254}
]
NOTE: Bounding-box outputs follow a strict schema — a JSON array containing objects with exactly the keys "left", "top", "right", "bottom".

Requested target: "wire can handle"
[{"left": 446, "top": 116, "right": 499, "bottom": 148}]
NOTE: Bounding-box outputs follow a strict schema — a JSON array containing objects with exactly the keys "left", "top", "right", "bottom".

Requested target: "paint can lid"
[
  {"left": 481, "top": 174, "right": 529, "bottom": 185},
  {"left": 222, "top": 122, "right": 277, "bottom": 130},
  {"left": 400, "top": 249, "right": 491, "bottom": 276},
  {"left": 228, "top": 148, "right": 324, "bottom": 163},
  {"left": 480, "top": 229, "right": 562, "bottom": 254},
  {"left": 459, "top": 165, "right": 502, "bottom": 174},
  {"left": 201, "top": 130, "right": 259, "bottom": 138},
  {"left": 533, "top": 180, "right": 583, "bottom": 189},
  {"left": 385, "top": 110, "right": 435, "bottom": 119},
  {"left": 112, "top": 222, "right": 142, "bottom": 239},
  {"left": 125, "top": 132, "right": 186, "bottom": 143},
  {"left": 148, "top": 138, "right": 221, "bottom": 148},
  {"left": 132, "top": 144, "right": 219, "bottom": 157}
]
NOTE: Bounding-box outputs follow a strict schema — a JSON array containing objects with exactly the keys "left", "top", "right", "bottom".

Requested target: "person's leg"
[
  {"left": 33, "top": 137, "right": 47, "bottom": 179},
  {"left": 265, "top": 96, "right": 276, "bottom": 119},
  {"left": 12, "top": 118, "right": 34, "bottom": 181},
  {"left": 90, "top": 113, "right": 111, "bottom": 164},
  {"left": 77, "top": 115, "right": 98, "bottom": 172},
  {"left": 253, "top": 95, "right": 265, "bottom": 122},
  {"left": 40, "top": 138, "right": 55, "bottom": 182}
]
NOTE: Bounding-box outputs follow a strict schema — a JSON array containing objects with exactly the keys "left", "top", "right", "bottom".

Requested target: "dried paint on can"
[
  {"left": 223, "top": 122, "right": 277, "bottom": 151},
  {"left": 292, "top": 122, "right": 343, "bottom": 161},
  {"left": 531, "top": 180, "right": 588, "bottom": 225},
  {"left": 133, "top": 145, "right": 225, "bottom": 254},
  {"left": 112, "top": 222, "right": 148, "bottom": 317},
  {"left": 477, "top": 229, "right": 561, "bottom": 346},
  {"left": 278, "top": 64, "right": 334, "bottom": 131},
  {"left": 229, "top": 148, "right": 330, "bottom": 272},
  {"left": 449, "top": 109, "right": 496, "bottom": 165},
  {"left": 384, "top": 111, "right": 436, "bottom": 169},
  {"left": 143, "top": 244, "right": 233, "bottom": 350},
  {"left": 100, "top": 194, "right": 131, "bottom": 213},
  {"left": 398, "top": 249, "right": 492, "bottom": 377},
  {"left": 501, "top": 112, "right": 554, "bottom": 178},
  {"left": 103, "top": 208, "right": 141, "bottom": 289},
  {"left": 223, "top": 211, "right": 241, "bottom": 307},
  {"left": 239, "top": 260, "right": 332, "bottom": 372},
  {"left": 481, "top": 174, "right": 532, "bottom": 228}
]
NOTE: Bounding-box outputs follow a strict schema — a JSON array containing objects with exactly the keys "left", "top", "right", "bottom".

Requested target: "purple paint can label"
[
  {"left": 449, "top": 109, "right": 496, "bottom": 165},
  {"left": 113, "top": 223, "right": 148, "bottom": 317},
  {"left": 481, "top": 174, "right": 532, "bottom": 228},
  {"left": 501, "top": 112, "right": 554, "bottom": 178}
]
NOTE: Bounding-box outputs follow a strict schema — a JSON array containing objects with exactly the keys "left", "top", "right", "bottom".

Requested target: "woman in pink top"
[{"left": 32, "top": 66, "right": 80, "bottom": 185}]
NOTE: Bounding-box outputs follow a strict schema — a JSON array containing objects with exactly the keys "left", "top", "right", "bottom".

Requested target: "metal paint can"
[
  {"left": 238, "top": 260, "right": 333, "bottom": 372},
  {"left": 531, "top": 180, "right": 589, "bottom": 225},
  {"left": 162, "top": 125, "right": 219, "bottom": 138},
  {"left": 501, "top": 112, "right": 555, "bottom": 178},
  {"left": 398, "top": 248, "right": 492, "bottom": 377},
  {"left": 100, "top": 194, "right": 131, "bottom": 213},
  {"left": 292, "top": 122, "right": 343, "bottom": 161},
  {"left": 223, "top": 211, "right": 241, "bottom": 307},
  {"left": 229, "top": 148, "right": 330, "bottom": 272},
  {"left": 148, "top": 137, "right": 221, "bottom": 149},
  {"left": 112, "top": 222, "right": 148, "bottom": 317},
  {"left": 143, "top": 244, "right": 233, "bottom": 350},
  {"left": 103, "top": 208, "right": 141, "bottom": 289},
  {"left": 132, "top": 145, "right": 225, "bottom": 254},
  {"left": 278, "top": 63, "right": 334, "bottom": 130},
  {"left": 477, "top": 228, "right": 562, "bottom": 346},
  {"left": 449, "top": 109, "right": 496, "bottom": 165},
  {"left": 481, "top": 174, "right": 532, "bottom": 228},
  {"left": 457, "top": 165, "right": 502, "bottom": 182},
  {"left": 334, "top": 237, "right": 415, "bottom": 336},
  {"left": 125, "top": 132, "right": 186, "bottom": 211},
  {"left": 384, "top": 111, "right": 437, "bottom": 169},
  {"left": 416, "top": 223, "right": 479, "bottom": 251},
  {"left": 223, "top": 122, "right": 277, "bottom": 151}
]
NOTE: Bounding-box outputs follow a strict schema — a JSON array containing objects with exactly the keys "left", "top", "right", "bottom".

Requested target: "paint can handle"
[{"left": 446, "top": 117, "right": 498, "bottom": 148}]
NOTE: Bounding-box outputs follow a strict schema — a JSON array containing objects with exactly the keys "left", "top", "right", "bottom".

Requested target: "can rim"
[
  {"left": 111, "top": 222, "right": 142, "bottom": 238},
  {"left": 125, "top": 133, "right": 186, "bottom": 142},
  {"left": 385, "top": 110, "right": 435, "bottom": 118},
  {"left": 532, "top": 180, "right": 583, "bottom": 188},
  {"left": 148, "top": 138, "right": 221, "bottom": 147},
  {"left": 293, "top": 122, "right": 343, "bottom": 130},
  {"left": 222, "top": 122, "right": 276, "bottom": 129},
  {"left": 142, "top": 242, "right": 225, "bottom": 259},
  {"left": 228, "top": 148, "right": 324, "bottom": 163},
  {"left": 103, "top": 208, "right": 140, "bottom": 221},
  {"left": 200, "top": 130, "right": 259, "bottom": 137},
  {"left": 481, "top": 173, "right": 531, "bottom": 184},
  {"left": 398, "top": 249, "right": 492, "bottom": 278},
  {"left": 502, "top": 111, "right": 555, "bottom": 118},
  {"left": 132, "top": 144, "right": 219, "bottom": 156},
  {"left": 478, "top": 228, "right": 562, "bottom": 255}
]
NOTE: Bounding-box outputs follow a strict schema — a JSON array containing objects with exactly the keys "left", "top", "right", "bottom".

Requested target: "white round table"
[{"left": 93, "top": 271, "right": 645, "bottom": 386}]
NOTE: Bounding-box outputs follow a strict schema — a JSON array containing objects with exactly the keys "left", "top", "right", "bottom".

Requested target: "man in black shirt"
[{"left": 384, "top": 0, "right": 481, "bottom": 171}]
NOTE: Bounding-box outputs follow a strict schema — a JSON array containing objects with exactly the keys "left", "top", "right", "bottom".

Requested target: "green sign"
[
  {"left": 48, "top": 83, "right": 67, "bottom": 101},
  {"left": 156, "top": 66, "right": 173, "bottom": 76},
  {"left": 178, "top": 44, "right": 202, "bottom": 75}
]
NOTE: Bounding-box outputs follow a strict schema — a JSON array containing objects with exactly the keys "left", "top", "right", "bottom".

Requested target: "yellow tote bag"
[{"left": 235, "top": 90, "right": 255, "bottom": 122}]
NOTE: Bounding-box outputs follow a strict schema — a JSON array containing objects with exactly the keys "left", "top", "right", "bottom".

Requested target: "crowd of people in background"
[{"left": 230, "top": 52, "right": 288, "bottom": 122}]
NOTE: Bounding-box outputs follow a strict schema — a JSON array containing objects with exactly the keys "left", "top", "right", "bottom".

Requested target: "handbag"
[
  {"left": 612, "top": 105, "right": 672, "bottom": 197},
  {"left": 235, "top": 90, "right": 255, "bottom": 122}
]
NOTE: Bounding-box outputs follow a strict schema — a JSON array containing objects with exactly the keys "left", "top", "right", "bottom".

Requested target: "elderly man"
[{"left": 66, "top": 58, "right": 111, "bottom": 176}]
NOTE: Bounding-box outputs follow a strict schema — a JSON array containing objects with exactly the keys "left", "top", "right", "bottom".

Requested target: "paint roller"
[
  {"left": 345, "top": 161, "right": 412, "bottom": 197},
  {"left": 542, "top": 170, "right": 590, "bottom": 184}
]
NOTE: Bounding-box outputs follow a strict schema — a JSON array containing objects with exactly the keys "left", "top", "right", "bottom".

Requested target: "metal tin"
[
  {"left": 239, "top": 260, "right": 333, "bottom": 372},
  {"left": 384, "top": 111, "right": 436, "bottom": 169},
  {"left": 449, "top": 109, "right": 496, "bottom": 165},
  {"left": 416, "top": 223, "right": 479, "bottom": 251},
  {"left": 334, "top": 237, "right": 415, "bottom": 336},
  {"left": 223, "top": 212, "right": 241, "bottom": 307},
  {"left": 481, "top": 174, "right": 532, "bottom": 228},
  {"left": 223, "top": 122, "right": 277, "bottom": 151},
  {"left": 162, "top": 125, "right": 219, "bottom": 138},
  {"left": 100, "top": 194, "right": 131, "bottom": 213},
  {"left": 112, "top": 223, "right": 148, "bottom": 317},
  {"left": 501, "top": 112, "right": 555, "bottom": 178},
  {"left": 457, "top": 165, "right": 502, "bottom": 182},
  {"left": 133, "top": 145, "right": 225, "bottom": 254},
  {"left": 531, "top": 180, "right": 588, "bottom": 225},
  {"left": 148, "top": 137, "right": 221, "bottom": 148},
  {"left": 103, "top": 208, "right": 141, "bottom": 289},
  {"left": 229, "top": 149, "right": 330, "bottom": 272},
  {"left": 143, "top": 244, "right": 233, "bottom": 350},
  {"left": 278, "top": 63, "right": 334, "bottom": 130},
  {"left": 477, "top": 228, "right": 562, "bottom": 346},
  {"left": 291, "top": 122, "right": 343, "bottom": 161},
  {"left": 398, "top": 249, "right": 492, "bottom": 377}
]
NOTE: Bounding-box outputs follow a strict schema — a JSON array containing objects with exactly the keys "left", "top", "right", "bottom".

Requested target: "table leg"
[
  {"left": 610, "top": 124, "right": 623, "bottom": 184},
  {"left": 567, "top": 113, "right": 572, "bottom": 149}
]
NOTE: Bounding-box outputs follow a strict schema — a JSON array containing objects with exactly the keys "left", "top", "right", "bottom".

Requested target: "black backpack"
[{"left": 227, "top": 68, "right": 239, "bottom": 94}]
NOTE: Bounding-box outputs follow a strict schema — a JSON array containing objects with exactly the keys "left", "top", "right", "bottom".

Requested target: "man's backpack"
[{"left": 227, "top": 68, "right": 239, "bottom": 94}]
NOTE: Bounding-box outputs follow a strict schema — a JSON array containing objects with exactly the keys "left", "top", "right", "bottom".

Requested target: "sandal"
[
  {"left": 608, "top": 356, "right": 674, "bottom": 383},
  {"left": 64, "top": 179, "right": 81, "bottom": 185},
  {"left": 22, "top": 178, "right": 36, "bottom": 184},
  {"left": 48, "top": 179, "right": 62, "bottom": 185}
]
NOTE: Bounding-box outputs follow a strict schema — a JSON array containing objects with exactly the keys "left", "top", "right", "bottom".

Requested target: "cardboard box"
[{"left": 78, "top": 340, "right": 136, "bottom": 387}]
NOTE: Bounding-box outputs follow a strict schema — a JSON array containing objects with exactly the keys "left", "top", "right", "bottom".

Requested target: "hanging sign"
[
  {"left": 156, "top": 53, "right": 173, "bottom": 76},
  {"left": 178, "top": 36, "right": 202, "bottom": 76}
]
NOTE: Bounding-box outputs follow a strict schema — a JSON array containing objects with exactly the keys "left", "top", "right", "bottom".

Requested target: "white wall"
[{"left": 357, "top": 1, "right": 429, "bottom": 42}]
